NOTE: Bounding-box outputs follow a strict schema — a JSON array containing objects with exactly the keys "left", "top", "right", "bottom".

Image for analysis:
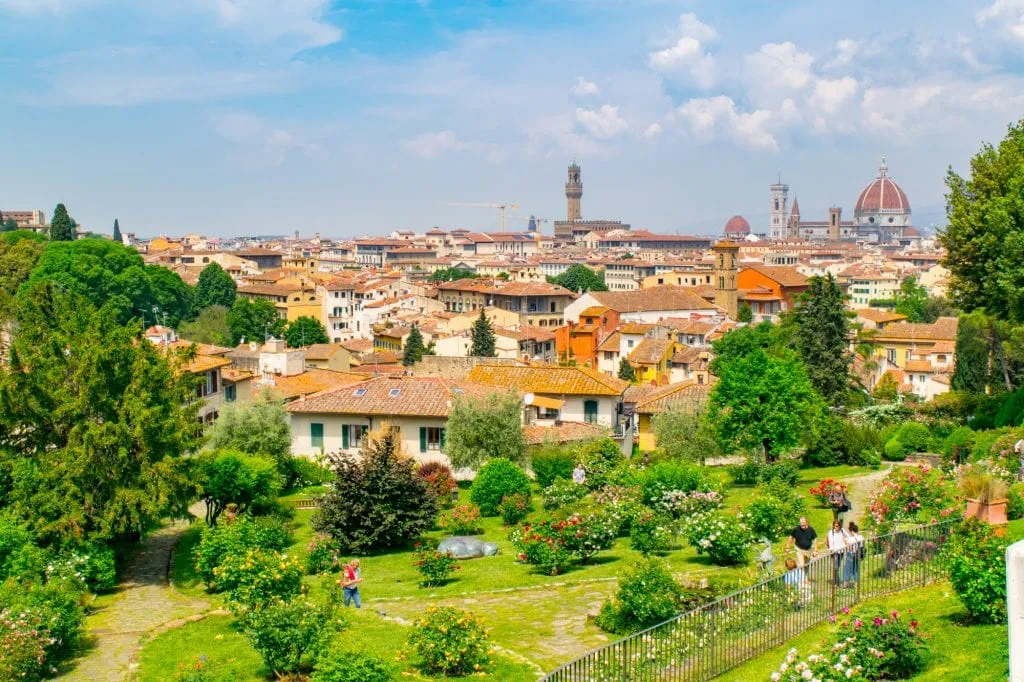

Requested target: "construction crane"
[
  {"left": 443, "top": 202, "right": 520, "bottom": 232},
  {"left": 510, "top": 214, "right": 549, "bottom": 233}
]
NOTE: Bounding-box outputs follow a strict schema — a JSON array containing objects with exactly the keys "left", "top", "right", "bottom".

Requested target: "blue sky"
[{"left": 1, "top": 0, "right": 1023, "bottom": 238}]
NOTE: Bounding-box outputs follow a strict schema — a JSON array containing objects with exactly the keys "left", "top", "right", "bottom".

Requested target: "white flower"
[
  {"left": 771, "top": 673, "right": 782, "bottom": 682},
  {"left": 802, "top": 670, "right": 813, "bottom": 680}
]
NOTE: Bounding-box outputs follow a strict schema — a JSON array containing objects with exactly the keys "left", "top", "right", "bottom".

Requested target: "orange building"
[
  {"left": 554, "top": 306, "right": 619, "bottom": 368},
  {"left": 736, "top": 265, "right": 809, "bottom": 321}
]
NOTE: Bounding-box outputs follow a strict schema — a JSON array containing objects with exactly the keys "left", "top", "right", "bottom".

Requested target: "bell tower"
[
  {"left": 565, "top": 162, "right": 582, "bottom": 222},
  {"left": 769, "top": 178, "right": 789, "bottom": 240},
  {"left": 713, "top": 241, "right": 740, "bottom": 320}
]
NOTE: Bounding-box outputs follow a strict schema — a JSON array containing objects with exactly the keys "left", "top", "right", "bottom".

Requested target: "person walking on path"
[
  {"left": 340, "top": 559, "right": 363, "bottom": 608},
  {"left": 826, "top": 519, "right": 848, "bottom": 585},
  {"left": 785, "top": 517, "right": 818, "bottom": 569},
  {"left": 828, "top": 487, "right": 852, "bottom": 524},
  {"left": 843, "top": 521, "right": 865, "bottom": 586}
]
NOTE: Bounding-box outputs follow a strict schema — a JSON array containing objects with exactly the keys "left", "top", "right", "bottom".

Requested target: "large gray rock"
[{"left": 437, "top": 536, "right": 499, "bottom": 559}]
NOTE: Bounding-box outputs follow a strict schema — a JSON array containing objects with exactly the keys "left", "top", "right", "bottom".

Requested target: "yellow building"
[
  {"left": 237, "top": 283, "right": 322, "bottom": 322},
  {"left": 634, "top": 380, "right": 712, "bottom": 451},
  {"left": 869, "top": 317, "right": 958, "bottom": 370},
  {"left": 626, "top": 338, "right": 674, "bottom": 385}
]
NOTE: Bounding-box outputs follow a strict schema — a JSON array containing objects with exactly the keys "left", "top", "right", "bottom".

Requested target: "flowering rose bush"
[
  {"left": 594, "top": 485, "right": 644, "bottom": 536},
  {"left": 595, "top": 558, "right": 685, "bottom": 634},
  {"left": 866, "top": 465, "right": 958, "bottom": 535},
  {"left": 305, "top": 534, "right": 343, "bottom": 575},
  {"left": 412, "top": 543, "right": 460, "bottom": 587},
  {"left": 629, "top": 512, "right": 674, "bottom": 556},
  {"left": 416, "top": 461, "right": 457, "bottom": 506},
  {"left": 683, "top": 513, "right": 751, "bottom": 566},
  {"left": 240, "top": 599, "right": 342, "bottom": 676},
  {"left": 408, "top": 606, "right": 490, "bottom": 676},
  {"left": 193, "top": 516, "right": 291, "bottom": 588},
  {"left": 497, "top": 492, "right": 532, "bottom": 526},
  {"left": 941, "top": 518, "right": 1009, "bottom": 623},
  {"left": 0, "top": 609, "right": 53, "bottom": 681},
  {"left": 440, "top": 503, "right": 483, "bottom": 536},
  {"left": 654, "top": 489, "right": 723, "bottom": 519},
  {"left": 510, "top": 513, "right": 615, "bottom": 574},
  {"left": 770, "top": 646, "right": 864, "bottom": 681},
  {"left": 542, "top": 478, "right": 588, "bottom": 511},
  {"left": 809, "top": 479, "right": 849, "bottom": 507},
  {"left": 832, "top": 609, "right": 929, "bottom": 679},
  {"left": 214, "top": 549, "right": 304, "bottom": 613}
]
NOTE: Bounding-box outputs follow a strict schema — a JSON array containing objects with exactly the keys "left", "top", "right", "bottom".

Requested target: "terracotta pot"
[{"left": 964, "top": 498, "right": 1008, "bottom": 526}]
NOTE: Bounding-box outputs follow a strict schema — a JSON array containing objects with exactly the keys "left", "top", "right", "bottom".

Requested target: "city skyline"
[{"left": 2, "top": 0, "right": 1023, "bottom": 237}]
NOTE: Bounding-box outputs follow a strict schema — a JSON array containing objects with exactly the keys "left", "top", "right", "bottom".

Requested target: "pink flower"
[
  {"left": 841, "top": 607, "right": 850, "bottom": 615},
  {"left": 872, "top": 617, "right": 882, "bottom": 626},
  {"left": 890, "top": 610, "right": 899, "bottom": 619}
]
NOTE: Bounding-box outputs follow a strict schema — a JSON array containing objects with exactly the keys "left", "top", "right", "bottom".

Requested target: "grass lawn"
[
  {"left": 715, "top": 581, "right": 1009, "bottom": 682},
  {"left": 136, "top": 610, "right": 539, "bottom": 681}
]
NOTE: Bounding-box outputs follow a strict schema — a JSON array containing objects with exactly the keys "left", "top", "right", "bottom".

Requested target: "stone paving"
[{"left": 61, "top": 523, "right": 209, "bottom": 682}]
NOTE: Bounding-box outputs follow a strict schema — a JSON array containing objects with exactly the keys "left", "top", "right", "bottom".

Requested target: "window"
[
  {"left": 887, "top": 348, "right": 897, "bottom": 363},
  {"left": 389, "top": 388, "right": 402, "bottom": 397},
  {"left": 919, "top": 374, "right": 925, "bottom": 384},
  {"left": 225, "top": 384, "right": 237, "bottom": 402},
  {"left": 937, "top": 354, "right": 947, "bottom": 362},
  {"left": 583, "top": 400, "right": 599, "bottom": 424},
  {"left": 420, "top": 426, "right": 446, "bottom": 452},
  {"left": 905, "top": 349, "right": 912, "bottom": 362},
  {"left": 310, "top": 423, "right": 324, "bottom": 450},
  {"left": 353, "top": 388, "right": 367, "bottom": 397},
  {"left": 342, "top": 424, "right": 368, "bottom": 449},
  {"left": 627, "top": 339, "right": 634, "bottom": 348}
]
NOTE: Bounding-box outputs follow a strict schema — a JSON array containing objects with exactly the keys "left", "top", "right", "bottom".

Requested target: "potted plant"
[{"left": 960, "top": 470, "right": 1009, "bottom": 526}]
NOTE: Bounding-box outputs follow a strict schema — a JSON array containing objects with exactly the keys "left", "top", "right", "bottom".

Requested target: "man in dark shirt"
[{"left": 785, "top": 517, "right": 818, "bottom": 568}]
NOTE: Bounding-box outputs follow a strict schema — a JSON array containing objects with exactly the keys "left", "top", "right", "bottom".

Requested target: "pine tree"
[
  {"left": 737, "top": 302, "right": 753, "bottom": 323},
  {"left": 795, "top": 273, "right": 850, "bottom": 406},
  {"left": 113, "top": 218, "right": 122, "bottom": 243},
  {"left": 618, "top": 357, "right": 636, "bottom": 382},
  {"left": 403, "top": 324, "right": 426, "bottom": 366},
  {"left": 469, "top": 308, "right": 496, "bottom": 357},
  {"left": 49, "top": 203, "right": 76, "bottom": 241},
  {"left": 951, "top": 312, "right": 990, "bottom": 393}
]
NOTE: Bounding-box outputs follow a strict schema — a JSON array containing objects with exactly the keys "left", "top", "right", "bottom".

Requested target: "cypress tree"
[
  {"left": 470, "top": 308, "right": 496, "bottom": 358},
  {"left": 403, "top": 324, "right": 426, "bottom": 367},
  {"left": 951, "top": 312, "right": 990, "bottom": 393},
  {"left": 618, "top": 357, "right": 636, "bottom": 382},
  {"left": 113, "top": 218, "right": 122, "bottom": 243},
  {"left": 49, "top": 203, "right": 76, "bottom": 241},
  {"left": 795, "top": 273, "right": 850, "bottom": 406}
]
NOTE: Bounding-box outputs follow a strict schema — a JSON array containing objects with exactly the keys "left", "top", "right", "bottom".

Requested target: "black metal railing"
[{"left": 541, "top": 520, "right": 953, "bottom": 682}]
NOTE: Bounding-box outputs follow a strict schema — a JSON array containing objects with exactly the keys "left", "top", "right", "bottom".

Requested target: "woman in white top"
[
  {"left": 826, "top": 519, "right": 847, "bottom": 586},
  {"left": 843, "top": 521, "right": 865, "bottom": 585}
]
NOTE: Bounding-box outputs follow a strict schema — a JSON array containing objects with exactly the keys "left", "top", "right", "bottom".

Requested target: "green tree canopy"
[
  {"left": 651, "top": 407, "right": 718, "bottom": 464},
  {"left": 403, "top": 324, "right": 426, "bottom": 366},
  {"left": 194, "top": 262, "right": 237, "bottom": 310},
  {"left": 48, "top": 203, "right": 77, "bottom": 241},
  {"left": 227, "top": 297, "right": 286, "bottom": 345},
  {"left": 547, "top": 264, "right": 607, "bottom": 292},
  {"left": 893, "top": 276, "right": 929, "bottom": 323},
  {"left": 0, "top": 283, "right": 200, "bottom": 543},
  {"left": 795, "top": 273, "right": 850, "bottom": 406},
  {"left": 0, "top": 232, "right": 46, "bottom": 323},
  {"left": 22, "top": 238, "right": 192, "bottom": 326},
  {"left": 430, "top": 268, "right": 477, "bottom": 283},
  {"left": 942, "top": 118, "right": 1024, "bottom": 321},
  {"left": 445, "top": 391, "right": 526, "bottom": 470},
  {"left": 283, "top": 315, "right": 328, "bottom": 348},
  {"left": 178, "top": 305, "right": 231, "bottom": 346},
  {"left": 469, "top": 308, "right": 496, "bottom": 357},
  {"left": 737, "top": 302, "right": 753, "bottom": 323},
  {"left": 708, "top": 329, "right": 821, "bottom": 461},
  {"left": 112, "top": 218, "right": 122, "bottom": 243},
  {"left": 952, "top": 311, "right": 991, "bottom": 393},
  {"left": 617, "top": 357, "right": 636, "bottom": 382},
  {"left": 205, "top": 390, "right": 292, "bottom": 468},
  {"left": 197, "top": 450, "right": 281, "bottom": 525}
]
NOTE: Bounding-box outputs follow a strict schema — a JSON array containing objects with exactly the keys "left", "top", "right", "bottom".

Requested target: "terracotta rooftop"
[
  {"left": 588, "top": 286, "right": 717, "bottom": 314},
  {"left": 635, "top": 380, "right": 714, "bottom": 415},
  {"left": 285, "top": 376, "right": 496, "bottom": 417},
  {"left": 628, "top": 338, "right": 674, "bottom": 365},
  {"left": 856, "top": 309, "right": 907, "bottom": 324},
  {"left": 262, "top": 369, "right": 368, "bottom": 401},
  {"left": 597, "top": 331, "right": 621, "bottom": 353},
  {"left": 904, "top": 359, "right": 936, "bottom": 373},
  {"left": 873, "top": 317, "right": 958, "bottom": 343},
  {"left": 467, "top": 363, "right": 628, "bottom": 396},
  {"left": 742, "top": 264, "right": 809, "bottom": 288},
  {"left": 304, "top": 344, "right": 348, "bottom": 361}
]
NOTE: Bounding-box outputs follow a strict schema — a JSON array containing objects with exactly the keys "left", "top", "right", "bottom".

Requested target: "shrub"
[
  {"left": 0, "top": 609, "right": 51, "bottom": 681},
  {"left": 867, "top": 464, "right": 958, "bottom": 534},
  {"left": 897, "top": 422, "right": 933, "bottom": 454},
  {"left": 76, "top": 543, "right": 117, "bottom": 593},
  {"left": 804, "top": 415, "right": 846, "bottom": 467},
  {"left": 943, "top": 426, "right": 975, "bottom": 464},
  {"left": 884, "top": 437, "right": 906, "bottom": 461},
  {"left": 1008, "top": 483, "right": 1024, "bottom": 521},
  {"left": 595, "top": 558, "right": 684, "bottom": 634},
  {"left": 994, "top": 387, "right": 1024, "bottom": 427},
  {"left": 683, "top": 513, "right": 750, "bottom": 566},
  {"left": 197, "top": 449, "right": 281, "bottom": 525},
  {"left": 757, "top": 460, "right": 799, "bottom": 487},
  {"left": 728, "top": 457, "right": 762, "bottom": 485},
  {"left": 440, "top": 504, "right": 483, "bottom": 535},
  {"left": 285, "top": 456, "right": 334, "bottom": 490},
  {"left": 834, "top": 609, "right": 930, "bottom": 679},
  {"left": 640, "top": 461, "right": 715, "bottom": 507},
  {"left": 629, "top": 513, "right": 674, "bottom": 555},
  {"left": 969, "top": 428, "right": 1007, "bottom": 461},
  {"left": 593, "top": 485, "right": 644, "bottom": 536},
  {"left": 313, "top": 428, "right": 438, "bottom": 553},
  {"left": 193, "top": 516, "right": 290, "bottom": 588},
  {"left": 509, "top": 513, "right": 616, "bottom": 574},
  {"left": 408, "top": 606, "right": 490, "bottom": 676},
  {"left": 497, "top": 493, "right": 531, "bottom": 526},
  {"left": 941, "top": 518, "right": 1009, "bottom": 623},
  {"left": 743, "top": 496, "right": 791, "bottom": 542},
  {"left": 808, "top": 479, "right": 849, "bottom": 507},
  {"left": 312, "top": 649, "right": 393, "bottom": 682},
  {"left": 0, "top": 580, "right": 84, "bottom": 665},
  {"left": 574, "top": 438, "right": 626, "bottom": 489},
  {"left": 530, "top": 446, "right": 576, "bottom": 488},
  {"left": 240, "top": 599, "right": 341, "bottom": 675},
  {"left": 413, "top": 543, "right": 459, "bottom": 587},
  {"left": 416, "top": 461, "right": 457, "bottom": 506},
  {"left": 215, "top": 549, "right": 304, "bottom": 612},
  {"left": 305, "top": 534, "right": 343, "bottom": 575},
  {"left": 470, "top": 458, "right": 532, "bottom": 516},
  {"left": 653, "top": 489, "right": 722, "bottom": 520},
  {"left": 542, "top": 478, "right": 587, "bottom": 511}
]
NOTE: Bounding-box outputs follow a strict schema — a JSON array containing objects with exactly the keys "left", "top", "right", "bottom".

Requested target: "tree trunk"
[{"left": 993, "top": 323, "right": 1013, "bottom": 391}]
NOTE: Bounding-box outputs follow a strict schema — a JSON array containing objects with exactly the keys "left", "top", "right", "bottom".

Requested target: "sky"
[{"left": 1, "top": 0, "right": 1023, "bottom": 239}]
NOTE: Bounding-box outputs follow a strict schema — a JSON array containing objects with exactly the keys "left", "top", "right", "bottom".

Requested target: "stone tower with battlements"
[{"left": 565, "top": 163, "right": 582, "bottom": 222}]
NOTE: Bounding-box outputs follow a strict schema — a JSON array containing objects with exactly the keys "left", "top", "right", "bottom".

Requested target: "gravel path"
[
  {"left": 843, "top": 466, "right": 893, "bottom": 525},
  {"left": 61, "top": 523, "right": 209, "bottom": 682}
]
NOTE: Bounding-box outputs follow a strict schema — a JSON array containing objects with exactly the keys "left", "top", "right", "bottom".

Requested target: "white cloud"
[
  {"left": 643, "top": 122, "right": 663, "bottom": 139},
  {"left": 810, "top": 77, "right": 858, "bottom": 115},
  {"left": 648, "top": 13, "right": 717, "bottom": 88},
  {"left": 401, "top": 130, "right": 505, "bottom": 162},
  {"left": 824, "top": 39, "right": 860, "bottom": 70},
  {"left": 977, "top": 0, "right": 1024, "bottom": 41},
  {"left": 213, "top": 0, "right": 342, "bottom": 49},
  {"left": 525, "top": 114, "right": 601, "bottom": 158},
  {"left": 47, "top": 67, "right": 293, "bottom": 106},
  {"left": 213, "top": 111, "right": 321, "bottom": 166},
  {"left": 676, "top": 96, "right": 777, "bottom": 150},
  {"left": 745, "top": 42, "right": 814, "bottom": 91},
  {"left": 861, "top": 85, "right": 943, "bottom": 130},
  {"left": 571, "top": 76, "right": 599, "bottom": 96},
  {"left": 575, "top": 104, "right": 628, "bottom": 139}
]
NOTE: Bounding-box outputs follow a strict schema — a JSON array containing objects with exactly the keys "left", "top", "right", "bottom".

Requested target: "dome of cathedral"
[
  {"left": 724, "top": 215, "right": 751, "bottom": 235},
  {"left": 855, "top": 157, "right": 910, "bottom": 215}
]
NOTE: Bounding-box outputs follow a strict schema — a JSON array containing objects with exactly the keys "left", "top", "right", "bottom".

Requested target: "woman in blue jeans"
[
  {"left": 843, "top": 522, "right": 864, "bottom": 586},
  {"left": 340, "top": 559, "right": 363, "bottom": 608}
]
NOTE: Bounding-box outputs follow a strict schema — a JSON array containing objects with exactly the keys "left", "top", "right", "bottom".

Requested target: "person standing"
[
  {"left": 340, "top": 559, "right": 363, "bottom": 608},
  {"left": 826, "top": 519, "right": 847, "bottom": 585},
  {"left": 572, "top": 463, "right": 586, "bottom": 485},
  {"left": 785, "top": 517, "right": 818, "bottom": 569},
  {"left": 829, "top": 487, "right": 851, "bottom": 524},
  {"left": 843, "top": 521, "right": 865, "bottom": 586}
]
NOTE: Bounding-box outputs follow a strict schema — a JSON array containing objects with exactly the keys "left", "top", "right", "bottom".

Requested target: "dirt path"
[
  {"left": 61, "top": 523, "right": 210, "bottom": 682},
  {"left": 842, "top": 466, "right": 893, "bottom": 525}
]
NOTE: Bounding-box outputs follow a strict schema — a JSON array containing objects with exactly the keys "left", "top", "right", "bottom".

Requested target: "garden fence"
[{"left": 541, "top": 520, "right": 954, "bottom": 682}]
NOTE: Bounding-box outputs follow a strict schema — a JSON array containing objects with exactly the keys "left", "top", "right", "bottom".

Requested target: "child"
[{"left": 339, "top": 559, "right": 363, "bottom": 608}]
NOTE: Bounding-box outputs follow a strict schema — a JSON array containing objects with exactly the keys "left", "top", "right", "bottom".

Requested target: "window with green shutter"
[
  {"left": 419, "top": 427, "right": 427, "bottom": 453},
  {"left": 342, "top": 425, "right": 350, "bottom": 449},
  {"left": 311, "top": 422, "right": 324, "bottom": 449},
  {"left": 440, "top": 427, "right": 446, "bottom": 451}
]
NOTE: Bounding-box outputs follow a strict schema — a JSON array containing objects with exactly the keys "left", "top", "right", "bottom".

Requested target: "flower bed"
[
  {"left": 867, "top": 465, "right": 958, "bottom": 535},
  {"left": 809, "top": 479, "right": 849, "bottom": 508},
  {"left": 509, "top": 513, "right": 615, "bottom": 575},
  {"left": 412, "top": 543, "right": 460, "bottom": 587}
]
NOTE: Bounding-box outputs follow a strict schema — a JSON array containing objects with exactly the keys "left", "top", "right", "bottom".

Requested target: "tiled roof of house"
[
  {"left": 619, "top": 322, "right": 657, "bottom": 335},
  {"left": 904, "top": 359, "right": 936, "bottom": 373},
  {"left": 873, "top": 317, "right": 958, "bottom": 343},
  {"left": 589, "top": 286, "right": 717, "bottom": 313},
  {"left": 628, "top": 338, "right": 673, "bottom": 365},
  {"left": 659, "top": 318, "right": 717, "bottom": 335},
  {"left": 742, "top": 264, "right": 809, "bottom": 288},
  {"left": 856, "top": 309, "right": 907, "bottom": 324},
  {"left": 222, "top": 369, "right": 253, "bottom": 382},
  {"left": 931, "top": 340, "right": 955, "bottom": 353},
  {"left": 597, "top": 331, "right": 621, "bottom": 352},
  {"left": 168, "top": 339, "right": 233, "bottom": 356},
  {"left": 635, "top": 380, "right": 713, "bottom": 414},
  {"left": 304, "top": 344, "right": 348, "bottom": 361},
  {"left": 285, "top": 376, "right": 495, "bottom": 417},
  {"left": 579, "top": 306, "right": 611, "bottom": 318},
  {"left": 523, "top": 421, "right": 608, "bottom": 445},
  {"left": 340, "top": 338, "right": 374, "bottom": 354},
  {"left": 180, "top": 354, "right": 233, "bottom": 374},
  {"left": 264, "top": 369, "right": 369, "bottom": 401},
  {"left": 467, "top": 363, "right": 628, "bottom": 396}
]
